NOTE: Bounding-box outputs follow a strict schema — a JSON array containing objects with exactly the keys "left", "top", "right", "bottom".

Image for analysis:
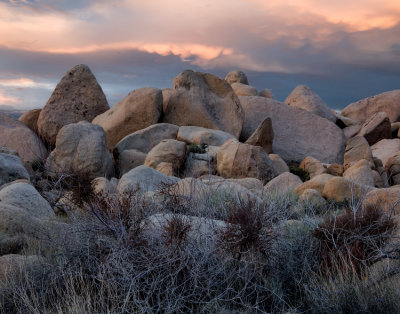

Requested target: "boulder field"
[{"left": 2, "top": 65, "right": 400, "bottom": 265}]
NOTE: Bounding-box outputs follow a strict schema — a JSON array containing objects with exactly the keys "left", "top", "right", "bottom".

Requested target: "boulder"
[
  {"left": 37, "top": 64, "right": 109, "bottom": 146},
  {"left": 343, "top": 124, "right": 361, "bottom": 140},
  {"left": 363, "top": 186, "right": 400, "bottom": 215},
  {"left": 0, "top": 113, "right": 47, "bottom": 163},
  {"left": 92, "top": 177, "right": 118, "bottom": 197},
  {"left": 326, "top": 163, "right": 344, "bottom": 176},
  {"left": 343, "top": 136, "right": 374, "bottom": 170},
  {"left": 245, "top": 117, "right": 274, "bottom": 154},
  {"left": 155, "top": 162, "right": 175, "bottom": 177},
  {"left": 385, "top": 152, "right": 400, "bottom": 185},
  {"left": 144, "top": 139, "right": 187, "bottom": 175},
  {"left": 46, "top": 121, "right": 113, "bottom": 179},
  {"left": 116, "top": 149, "right": 147, "bottom": 176},
  {"left": 264, "top": 172, "right": 303, "bottom": 195},
  {"left": 258, "top": 88, "right": 273, "bottom": 99},
  {"left": 225, "top": 70, "right": 249, "bottom": 85},
  {"left": 117, "top": 165, "right": 179, "bottom": 195},
  {"left": 162, "top": 88, "right": 173, "bottom": 112},
  {"left": 93, "top": 88, "right": 163, "bottom": 149},
  {"left": 322, "top": 177, "right": 373, "bottom": 202},
  {"left": 216, "top": 139, "right": 276, "bottom": 184},
  {"left": 299, "top": 188, "right": 326, "bottom": 206},
  {"left": 239, "top": 96, "right": 345, "bottom": 163},
  {"left": 357, "top": 112, "right": 391, "bottom": 145},
  {"left": 372, "top": 170, "right": 386, "bottom": 188},
  {"left": 177, "top": 126, "right": 235, "bottom": 147},
  {"left": 343, "top": 159, "right": 375, "bottom": 187},
  {"left": 269, "top": 154, "right": 289, "bottom": 175},
  {"left": 225, "top": 177, "right": 264, "bottom": 195},
  {"left": 0, "top": 153, "right": 30, "bottom": 186},
  {"left": 183, "top": 152, "right": 216, "bottom": 177},
  {"left": 0, "top": 182, "right": 55, "bottom": 254},
  {"left": 341, "top": 90, "right": 400, "bottom": 125},
  {"left": 18, "top": 108, "right": 41, "bottom": 133},
  {"left": 285, "top": 85, "right": 337, "bottom": 122},
  {"left": 0, "top": 182, "right": 54, "bottom": 218},
  {"left": 231, "top": 82, "right": 257, "bottom": 96},
  {"left": 162, "top": 70, "right": 244, "bottom": 138},
  {"left": 300, "top": 156, "right": 327, "bottom": 178},
  {"left": 207, "top": 180, "right": 262, "bottom": 202},
  {"left": 295, "top": 174, "right": 334, "bottom": 195},
  {"left": 371, "top": 139, "right": 400, "bottom": 167},
  {"left": 140, "top": 213, "right": 227, "bottom": 244},
  {"left": 114, "top": 123, "right": 179, "bottom": 157},
  {"left": 337, "top": 116, "right": 359, "bottom": 127}
]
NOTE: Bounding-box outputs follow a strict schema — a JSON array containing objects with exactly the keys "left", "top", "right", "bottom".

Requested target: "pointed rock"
[
  {"left": 245, "top": 117, "right": 274, "bottom": 153},
  {"left": 37, "top": 64, "right": 109, "bottom": 146},
  {"left": 357, "top": 112, "right": 391, "bottom": 145},
  {"left": 285, "top": 85, "right": 337, "bottom": 122}
]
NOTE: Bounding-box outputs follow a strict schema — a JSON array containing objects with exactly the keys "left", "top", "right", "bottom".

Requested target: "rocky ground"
[{"left": 1, "top": 65, "right": 400, "bottom": 313}]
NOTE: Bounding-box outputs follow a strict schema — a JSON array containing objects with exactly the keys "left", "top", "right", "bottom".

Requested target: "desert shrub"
[
  {"left": 289, "top": 165, "right": 310, "bottom": 182},
  {"left": 313, "top": 204, "right": 397, "bottom": 274},
  {"left": 188, "top": 143, "right": 206, "bottom": 154},
  {"left": 162, "top": 215, "right": 192, "bottom": 248},
  {"left": 218, "top": 199, "right": 275, "bottom": 260}
]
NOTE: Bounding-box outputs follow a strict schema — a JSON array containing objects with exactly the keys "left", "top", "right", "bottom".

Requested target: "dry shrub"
[
  {"left": 313, "top": 204, "right": 397, "bottom": 274},
  {"left": 162, "top": 215, "right": 191, "bottom": 248},
  {"left": 218, "top": 199, "right": 275, "bottom": 260}
]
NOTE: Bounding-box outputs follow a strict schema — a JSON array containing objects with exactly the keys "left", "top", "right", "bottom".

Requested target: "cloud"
[
  {"left": 0, "top": 91, "right": 21, "bottom": 105},
  {"left": 0, "top": 78, "right": 54, "bottom": 89}
]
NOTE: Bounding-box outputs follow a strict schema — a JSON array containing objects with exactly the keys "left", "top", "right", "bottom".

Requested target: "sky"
[{"left": 0, "top": 0, "right": 399, "bottom": 111}]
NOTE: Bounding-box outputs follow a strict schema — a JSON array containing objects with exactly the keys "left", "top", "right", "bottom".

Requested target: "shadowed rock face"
[
  {"left": 37, "top": 64, "right": 109, "bottom": 146},
  {"left": 162, "top": 70, "right": 244, "bottom": 138},
  {"left": 0, "top": 113, "right": 47, "bottom": 163},
  {"left": 341, "top": 90, "right": 400, "bottom": 125},
  {"left": 240, "top": 96, "right": 346, "bottom": 164}
]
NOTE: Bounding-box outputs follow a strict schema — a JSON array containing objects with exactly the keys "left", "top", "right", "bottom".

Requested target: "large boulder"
[
  {"left": 117, "top": 165, "right": 179, "bottom": 195},
  {"left": 225, "top": 70, "right": 249, "bottom": 85},
  {"left": 371, "top": 139, "right": 400, "bottom": 167},
  {"left": 46, "top": 121, "right": 113, "bottom": 179},
  {"left": 385, "top": 152, "right": 400, "bottom": 185},
  {"left": 18, "top": 108, "right": 41, "bottom": 133},
  {"left": 116, "top": 149, "right": 147, "bottom": 176},
  {"left": 177, "top": 126, "right": 235, "bottom": 146},
  {"left": 240, "top": 96, "right": 345, "bottom": 163},
  {"left": 216, "top": 139, "right": 275, "bottom": 184},
  {"left": 300, "top": 156, "right": 327, "bottom": 179},
  {"left": 295, "top": 174, "right": 334, "bottom": 195},
  {"left": 93, "top": 88, "right": 163, "bottom": 149},
  {"left": 343, "top": 159, "right": 375, "bottom": 187},
  {"left": 162, "top": 70, "right": 244, "bottom": 138},
  {"left": 269, "top": 154, "right": 289, "bottom": 175},
  {"left": 183, "top": 152, "right": 216, "bottom": 177},
  {"left": 363, "top": 186, "right": 400, "bottom": 215},
  {"left": 144, "top": 139, "right": 187, "bottom": 175},
  {"left": 285, "top": 85, "right": 337, "bottom": 122},
  {"left": 341, "top": 90, "right": 400, "bottom": 125},
  {"left": 322, "top": 177, "right": 373, "bottom": 202},
  {"left": 37, "top": 64, "right": 109, "bottom": 146},
  {"left": 0, "top": 153, "right": 29, "bottom": 186},
  {"left": 0, "top": 182, "right": 55, "bottom": 255},
  {"left": 263, "top": 172, "right": 303, "bottom": 195},
  {"left": 357, "top": 112, "right": 391, "bottom": 145},
  {"left": 258, "top": 88, "right": 273, "bottom": 99},
  {"left": 113, "top": 123, "right": 179, "bottom": 159},
  {"left": 0, "top": 113, "right": 47, "bottom": 163},
  {"left": 231, "top": 82, "right": 257, "bottom": 96},
  {"left": 343, "top": 136, "right": 374, "bottom": 170},
  {"left": 245, "top": 117, "right": 274, "bottom": 154}
]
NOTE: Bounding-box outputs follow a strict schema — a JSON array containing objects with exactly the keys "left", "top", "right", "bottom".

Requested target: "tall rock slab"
[{"left": 240, "top": 96, "right": 345, "bottom": 164}]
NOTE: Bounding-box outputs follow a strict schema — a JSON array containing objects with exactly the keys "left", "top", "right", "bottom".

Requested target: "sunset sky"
[{"left": 0, "top": 0, "right": 399, "bottom": 110}]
